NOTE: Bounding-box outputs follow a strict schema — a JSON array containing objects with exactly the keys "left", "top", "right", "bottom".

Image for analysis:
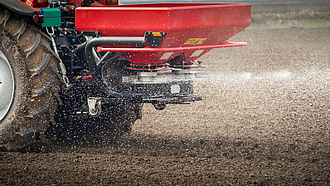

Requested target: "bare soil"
[
  {"left": 250, "top": 2, "right": 330, "bottom": 29},
  {"left": 0, "top": 2, "right": 329, "bottom": 185}
]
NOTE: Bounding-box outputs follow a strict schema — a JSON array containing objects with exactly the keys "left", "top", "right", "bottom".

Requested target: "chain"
[{"left": 46, "top": 27, "right": 71, "bottom": 87}]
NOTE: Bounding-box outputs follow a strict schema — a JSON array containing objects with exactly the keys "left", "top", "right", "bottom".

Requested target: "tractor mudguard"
[{"left": 0, "top": 0, "right": 37, "bottom": 16}]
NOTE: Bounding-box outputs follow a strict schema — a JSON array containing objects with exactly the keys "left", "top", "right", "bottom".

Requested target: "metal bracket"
[
  {"left": 87, "top": 97, "right": 102, "bottom": 117},
  {"left": 144, "top": 31, "right": 166, "bottom": 47},
  {"left": 153, "top": 102, "right": 166, "bottom": 110}
]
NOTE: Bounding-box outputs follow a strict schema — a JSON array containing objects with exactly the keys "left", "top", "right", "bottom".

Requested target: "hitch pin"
[{"left": 46, "top": 27, "right": 71, "bottom": 87}]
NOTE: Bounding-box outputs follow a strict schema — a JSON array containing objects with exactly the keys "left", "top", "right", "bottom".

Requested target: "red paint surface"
[
  {"left": 97, "top": 41, "right": 247, "bottom": 52},
  {"left": 75, "top": 3, "right": 251, "bottom": 64}
]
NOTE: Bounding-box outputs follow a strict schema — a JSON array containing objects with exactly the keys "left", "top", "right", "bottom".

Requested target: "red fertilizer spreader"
[{"left": 0, "top": 0, "right": 250, "bottom": 150}]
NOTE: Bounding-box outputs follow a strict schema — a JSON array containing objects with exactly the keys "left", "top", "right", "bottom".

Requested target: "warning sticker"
[
  {"left": 184, "top": 38, "right": 207, "bottom": 45},
  {"left": 26, "top": 0, "right": 32, "bottom": 6}
]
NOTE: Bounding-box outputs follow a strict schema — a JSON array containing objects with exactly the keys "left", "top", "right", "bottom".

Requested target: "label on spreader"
[
  {"left": 26, "top": 0, "right": 32, "bottom": 6},
  {"left": 184, "top": 38, "right": 207, "bottom": 45}
]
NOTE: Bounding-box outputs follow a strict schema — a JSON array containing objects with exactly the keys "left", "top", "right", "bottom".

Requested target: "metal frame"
[{"left": 97, "top": 41, "right": 247, "bottom": 52}]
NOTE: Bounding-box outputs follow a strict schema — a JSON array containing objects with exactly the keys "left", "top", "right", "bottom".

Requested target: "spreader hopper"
[{"left": 75, "top": 3, "right": 251, "bottom": 64}]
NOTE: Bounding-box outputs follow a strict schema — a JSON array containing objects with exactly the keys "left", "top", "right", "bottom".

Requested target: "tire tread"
[{"left": 0, "top": 7, "right": 61, "bottom": 150}]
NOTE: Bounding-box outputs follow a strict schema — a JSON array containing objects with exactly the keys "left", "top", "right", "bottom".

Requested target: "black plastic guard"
[
  {"left": 103, "top": 80, "right": 202, "bottom": 105},
  {"left": 0, "top": 0, "right": 37, "bottom": 16}
]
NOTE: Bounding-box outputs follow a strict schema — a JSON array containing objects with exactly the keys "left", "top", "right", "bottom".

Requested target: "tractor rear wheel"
[
  {"left": 48, "top": 101, "right": 142, "bottom": 142},
  {"left": 0, "top": 9, "right": 61, "bottom": 150},
  {"left": 100, "top": 103, "right": 142, "bottom": 139}
]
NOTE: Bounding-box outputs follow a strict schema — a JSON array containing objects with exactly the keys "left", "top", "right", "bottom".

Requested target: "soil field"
[{"left": 0, "top": 2, "right": 329, "bottom": 185}]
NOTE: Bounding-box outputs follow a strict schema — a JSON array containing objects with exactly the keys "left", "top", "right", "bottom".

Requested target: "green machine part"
[{"left": 40, "top": 8, "right": 61, "bottom": 27}]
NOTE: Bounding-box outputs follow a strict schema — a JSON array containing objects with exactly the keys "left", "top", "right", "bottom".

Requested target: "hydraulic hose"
[
  {"left": 74, "top": 36, "right": 145, "bottom": 99},
  {"left": 75, "top": 36, "right": 145, "bottom": 78}
]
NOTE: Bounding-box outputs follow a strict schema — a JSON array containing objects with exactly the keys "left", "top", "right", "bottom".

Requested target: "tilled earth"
[{"left": 1, "top": 3, "right": 329, "bottom": 185}]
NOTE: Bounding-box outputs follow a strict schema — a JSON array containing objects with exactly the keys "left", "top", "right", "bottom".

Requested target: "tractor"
[{"left": 0, "top": 0, "right": 251, "bottom": 150}]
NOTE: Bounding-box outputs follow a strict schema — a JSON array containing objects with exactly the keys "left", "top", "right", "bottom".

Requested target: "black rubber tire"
[
  {"left": 49, "top": 101, "right": 142, "bottom": 142},
  {"left": 100, "top": 103, "right": 143, "bottom": 139},
  {"left": 0, "top": 9, "right": 61, "bottom": 150}
]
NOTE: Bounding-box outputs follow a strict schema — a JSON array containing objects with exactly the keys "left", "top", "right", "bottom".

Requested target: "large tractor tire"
[
  {"left": 106, "top": 103, "right": 142, "bottom": 138},
  {"left": 49, "top": 100, "right": 142, "bottom": 142},
  {"left": 0, "top": 9, "right": 61, "bottom": 150}
]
